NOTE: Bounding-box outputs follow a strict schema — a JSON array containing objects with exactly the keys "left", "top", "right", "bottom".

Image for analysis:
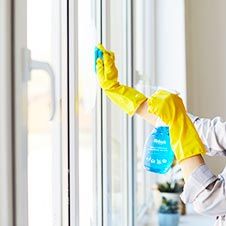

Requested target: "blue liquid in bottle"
[{"left": 143, "top": 126, "right": 174, "bottom": 174}]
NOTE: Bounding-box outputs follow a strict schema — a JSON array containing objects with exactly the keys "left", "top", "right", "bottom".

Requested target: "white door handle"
[{"left": 23, "top": 48, "right": 56, "bottom": 120}]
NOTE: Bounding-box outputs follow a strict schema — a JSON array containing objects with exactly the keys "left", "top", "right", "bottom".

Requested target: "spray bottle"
[
  {"left": 143, "top": 88, "right": 178, "bottom": 174},
  {"left": 143, "top": 121, "right": 174, "bottom": 174}
]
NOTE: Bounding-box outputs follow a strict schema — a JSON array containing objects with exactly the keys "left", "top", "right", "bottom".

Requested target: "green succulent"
[
  {"left": 157, "top": 181, "right": 183, "bottom": 193},
  {"left": 159, "top": 197, "right": 179, "bottom": 214}
]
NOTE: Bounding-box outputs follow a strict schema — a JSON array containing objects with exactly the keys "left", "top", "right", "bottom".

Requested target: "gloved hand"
[
  {"left": 95, "top": 44, "right": 147, "bottom": 116},
  {"left": 147, "top": 90, "right": 206, "bottom": 162}
]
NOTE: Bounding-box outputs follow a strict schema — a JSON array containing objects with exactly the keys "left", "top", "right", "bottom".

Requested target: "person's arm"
[
  {"left": 179, "top": 155, "right": 205, "bottom": 181},
  {"left": 136, "top": 100, "right": 158, "bottom": 125},
  {"left": 137, "top": 101, "right": 226, "bottom": 219},
  {"left": 95, "top": 45, "right": 216, "bottom": 198},
  {"left": 180, "top": 161, "right": 226, "bottom": 217},
  {"left": 136, "top": 101, "right": 205, "bottom": 181},
  {"left": 189, "top": 114, "right": 226, "bottom": 156},
  {"left": 138, "top": 105, "right": 226, "bottom": 157}
]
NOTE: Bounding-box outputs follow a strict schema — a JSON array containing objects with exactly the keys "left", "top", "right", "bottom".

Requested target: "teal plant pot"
[{"left": 158, "top": 213, "right": 180, "bottom": 226}]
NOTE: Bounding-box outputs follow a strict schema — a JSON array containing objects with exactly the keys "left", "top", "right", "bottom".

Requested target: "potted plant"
[
  {"left": 157, "top": 180, "right": 183, "bottom": 200},
  {"left": 158, "top": 179, "right": 186, "bottom": 214},
  {"left": 158, "top": 197, "right": 180, "bottom": 226},
  {"left": 151, "top": 160, "right": 186, "bottom": 214}
]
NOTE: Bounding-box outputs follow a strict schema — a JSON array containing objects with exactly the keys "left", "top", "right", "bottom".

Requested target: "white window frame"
[
  {"left": 13, "top": 0, "right": 29, "bottom": 224},
  {"left": 0, "top": 0, "right": 14, "bottom": 225},
  {"left": 101, "top": 1, "right": 133, "bottom": 226},
  {"left": 13, "top": 0, "right": 69, "bottom": 225},
  {"left": 39, "top": 0, "right": 186, "bottom": 225},
  {"left": 71, "top": 1, "right": 135, "bottom": 226},
  {"left": 133, "top": 0, "right": 157, "bottom": 225},
  {"left": 69, "top": 0, "right": 103, "bottom": 226}
]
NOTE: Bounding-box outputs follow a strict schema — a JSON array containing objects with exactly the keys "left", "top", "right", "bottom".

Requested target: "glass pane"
[
  {"left": 78, "top": 0, "right": 97, "bottom": 226},
  {"left": 109, "top": 0, "right": 126, "bottom": 225},
  {"left": 27, "top": 0, "right": 63, "bottom": 225},
  {"left": 133, "top": 0, "right": 157, "bottom": 225}
]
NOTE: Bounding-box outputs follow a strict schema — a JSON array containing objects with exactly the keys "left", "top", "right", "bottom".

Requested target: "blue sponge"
[{"left": 94, "top": 47, "right": 103, "bottom": 72}]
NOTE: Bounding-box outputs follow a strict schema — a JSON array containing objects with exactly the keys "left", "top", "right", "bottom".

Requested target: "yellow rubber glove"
[
  {"left": 147, "top": 90, "right": 206, "bottom": 162},
  {"left": 95, "top": 44, "right": 147, "bottom": 116}
]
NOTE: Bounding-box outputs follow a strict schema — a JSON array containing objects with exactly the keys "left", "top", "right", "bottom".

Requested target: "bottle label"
[
  {"left": 143, "top": 126, "right": 174, "bottom": 174},
  {"left": 153, "top": 138, "right": 166, "bottom": 145}
]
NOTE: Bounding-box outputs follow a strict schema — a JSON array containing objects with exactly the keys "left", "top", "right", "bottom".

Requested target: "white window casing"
[{"left": 0, "top": 0, "right": 14, "bottom": 225}]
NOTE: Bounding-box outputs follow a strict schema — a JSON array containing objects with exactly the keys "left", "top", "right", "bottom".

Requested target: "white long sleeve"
[
  {"left": 189, "top": 114, "right": 226, "bottom": 156},
  {"left": 180, "top": 114, "right": 226, "bottom": 226}
]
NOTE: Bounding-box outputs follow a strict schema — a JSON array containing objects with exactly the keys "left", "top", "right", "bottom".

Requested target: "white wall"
[
  {"left": 155, "top": 0, "right": 187, "bottom": 101},
  {"left": 185, "top": 0, "right": 226, "bottom": 174}
]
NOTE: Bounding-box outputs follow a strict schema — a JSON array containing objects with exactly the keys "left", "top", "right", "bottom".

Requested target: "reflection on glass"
[
  {"left": 110, "top": 105, "right": 124, "bottom": 225},
  {"left": 109, "top": 0, "right": 126, "bottom": 225},
  {"left": 78, "top": 0, "right": 97, "bottom": 226},
  {"left": 133, "top": 0, "right": 157, "bottom": 224},
  {"left": 135, "top": 117, "right": 146, "bottom": 212}
]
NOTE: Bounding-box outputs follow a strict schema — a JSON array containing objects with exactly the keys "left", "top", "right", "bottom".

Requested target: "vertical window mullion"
[
  {"left": 0, "top": 0, "right": 14, "bottom": 225},
  {"left": 126, "top": 0, "right": 135, "bottom": 225},
  {"left": 122, "top": 0, "right": 130, "bottom": 225},
  {"left": 93, "top": 0, "right": 104, "bottom": 220},
  {"left": 61, "top": 0, "right": 70, "bottom": 226},
  {"left": 96, "top": 1, "right": 104, "bottom": 226},
  {"left": 101, "top": 0, "right": 112, "bottom": 225},
  {"left": 13, "top": 0, "right": 28, "bottom": 224},
  {"left": 68, "top": 0, "right": 79, "bottom": 225}
]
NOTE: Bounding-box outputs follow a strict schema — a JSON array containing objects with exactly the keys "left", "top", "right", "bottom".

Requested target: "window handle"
[{"left": 23, "top": 48, "right": 56, "bottom": 120}]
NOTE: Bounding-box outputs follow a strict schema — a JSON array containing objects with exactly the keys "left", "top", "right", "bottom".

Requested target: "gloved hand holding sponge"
[
  {"left": 95, "top": 44, "right": 206, "bottom": 165},
  {"left": 95, "top": 44, "right": 147, "bottom": 116}
]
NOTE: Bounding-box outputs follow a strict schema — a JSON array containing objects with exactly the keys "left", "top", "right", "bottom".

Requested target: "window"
[
  {"left": 106, "top": 0, "right": 128, "bottom": 225},
  {"left": 133, "top": 0, "right": 157, "bottom": 225},
  {"left": 27, "top": 1, "right": 62, "bottom": 225},
  {"left": 75, "top": 0, "right": 157, "bottom": 226},
  {"left": 13, "top": 0, "right": 68, "bottom": 225},
  {"left": 12, "top": 1, "right": 160, "bottom": 226},
  {"left": 78, "top": 0, "right": 98, "bottom": 225},
  {"left": 4, "top": 1, "right": 213, "bottom": 226}
]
